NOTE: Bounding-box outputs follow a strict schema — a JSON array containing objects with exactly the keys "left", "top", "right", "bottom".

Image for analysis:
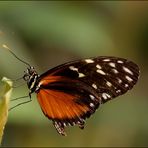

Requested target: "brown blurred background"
[{"left": 0, "top": 1, "right": 147, "bottom": 147}]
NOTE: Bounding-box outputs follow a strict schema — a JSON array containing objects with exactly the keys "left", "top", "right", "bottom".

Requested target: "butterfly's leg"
[
  {"left": 9, "top": 95, "right": 32, "bottom": 111},
  {"left": 53, "top": 121, "right": 67, "bottom": 136},
  {"left": 11, "top": 95, "right": 29, "bottom": 101}
]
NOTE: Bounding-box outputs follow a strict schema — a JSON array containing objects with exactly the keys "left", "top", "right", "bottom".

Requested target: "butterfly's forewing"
[{"left": 37, "top": 56, "right": 140, "bottom": 135}]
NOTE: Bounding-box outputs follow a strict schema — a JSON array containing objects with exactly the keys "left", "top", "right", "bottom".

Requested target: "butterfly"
[{"left": 20, "top": 56, "right": 140, "bottom": 136}]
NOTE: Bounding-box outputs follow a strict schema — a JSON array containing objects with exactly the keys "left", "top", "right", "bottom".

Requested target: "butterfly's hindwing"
[
  {"left": 37, "top": 56, "right": 140, "bottom": 135},
  {"left": 37, "top": 77, "right": 101, "bottom": 127}
]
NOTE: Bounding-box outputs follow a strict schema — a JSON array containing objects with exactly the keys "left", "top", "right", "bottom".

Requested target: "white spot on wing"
[
  {"left": 109, "top": 62, "right": 116, "bottom": 68},
  {"left": 68, "top": 123, "right": 71, "bottom": 126},
  {"left": 69, "top": 66, "right": 78, "bottom": 71},
  {"left": 123, "top": 66, "right": 133, "bottom": 75},
  {"left": 69, "top": 66, "right": 85, "bottom": 78},
  {"left": 112, "top": 69, "right": 118, "bottom": 74},
  {"left": 117, "top": 60, "right": 124, "bottom": 64},
  {"left": 89, "top": 95, "right": 95, "bottom": 100},
  {"left": 63, "top": 123, "right": 67, "bottom": 127},
  {"left": 116, "top": 90, "right": 121, "bottom": 93},
  {"left": 96, "top": 64, "right": 102, "bottom": 69},
  {"left": 125, "top": 84, "right": 129, "bottom": 87},
  {"left": 103, "top": 59, "right": 111, "bottom": 62},
  {"left": 117, "top": 78, "right": 122, "bottom": 83},
  {"left": 102, "top": 93, "right": 111, "bottom": 100},
  {"left": 96, "top": 69, "right": 106, "bottom": 75},
  {"left": 106, "top": 81, "right": 112, "bottom": 87},
  {"left": 79, "top": 73, "right": 85, "bottom": 78},
  {"left": 92, "top": 83, "right": 97, "bottom": 89},
  {"left": 85, "top": 59, "right": 94, "bottom": 63},
  {"left": 125, "top": 75, "right": 133, "bottom": 82},
  {"left": 90, "top": 103, "right": 95, "bottom": 107}
]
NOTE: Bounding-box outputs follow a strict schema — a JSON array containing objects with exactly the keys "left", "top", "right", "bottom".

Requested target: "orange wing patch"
[
  {"left": 39, "top": 76, "right": 63, "bottom": 85},
  {"left": 37, "top": 89, "right": 89, "bottom": 121}
]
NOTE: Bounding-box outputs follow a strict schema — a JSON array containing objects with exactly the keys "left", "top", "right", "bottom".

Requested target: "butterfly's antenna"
[{"left": 2, "top": 44, "right": 31, "bottom": 67}]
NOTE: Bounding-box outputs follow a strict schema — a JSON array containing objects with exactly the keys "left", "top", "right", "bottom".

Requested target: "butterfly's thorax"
[{"left": 23, "top": 66, "right": 40, "bottom": 93}]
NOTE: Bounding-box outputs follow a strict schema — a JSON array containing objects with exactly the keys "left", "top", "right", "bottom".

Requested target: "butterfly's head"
[
  {"left": 23, "top": 66, "right": 36, "bottom": 81},
  {"left": 23, "top": 66, "right": 39, "bottom": 93}
]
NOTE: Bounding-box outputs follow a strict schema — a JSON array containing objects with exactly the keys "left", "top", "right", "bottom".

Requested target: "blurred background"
[{"left": 0, "top": 1, "right": 147, "bottom": 147}]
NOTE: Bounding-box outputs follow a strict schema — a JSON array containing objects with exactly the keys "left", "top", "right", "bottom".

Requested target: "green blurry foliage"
[
  {"left": 0, "top": 1, "right": 147, "bottom": 147},
  {"left": 0, "top": 77, "right": 12, "bottom": 145}
]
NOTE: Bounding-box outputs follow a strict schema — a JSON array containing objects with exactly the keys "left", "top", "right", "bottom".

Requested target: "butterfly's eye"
[
  {"left": 23, "top": 74, "right": 30, "bottom": 81},
  {"left": 28, "top": 66, "right": 36, "bottom": 75}
]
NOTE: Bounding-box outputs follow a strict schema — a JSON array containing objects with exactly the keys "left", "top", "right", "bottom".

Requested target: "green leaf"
[{"left": 0, "top": 77, "right": 12, "bottom": 145}]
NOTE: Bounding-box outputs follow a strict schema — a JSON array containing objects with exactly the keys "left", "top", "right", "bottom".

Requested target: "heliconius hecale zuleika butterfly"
[
  {"left": 3, "top": 43, "right": 140, "bottom": 136},
  {"left": 20, "top": 56, "right": 140, "bottom": 136}
]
